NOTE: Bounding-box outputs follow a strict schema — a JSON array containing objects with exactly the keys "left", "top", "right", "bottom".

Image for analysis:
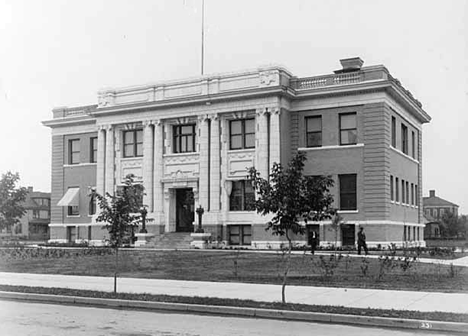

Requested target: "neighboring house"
[
  {"left": 42, "top": 57, "right": 431, "bottom": 248},
  {"left": 17, "top": 187, "right": 51, "bottom": 240},
  {"left": 423, "top": 190, "right": 459, "bottom": 239}
]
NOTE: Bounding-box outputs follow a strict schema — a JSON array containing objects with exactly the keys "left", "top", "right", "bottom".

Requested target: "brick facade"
[{"left": 43, "top": 58, "right": 431, "bottom": 248}]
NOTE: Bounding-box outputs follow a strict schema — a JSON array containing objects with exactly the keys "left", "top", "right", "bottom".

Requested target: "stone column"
[
  {"left": 198, "top": 115, "right": 210, "bottom": 210},
  {"left": 269, "top": 108, "right": 281, "bottom": 168},
  {"left": 96, "top": 126, "right": 106, "bottom": 195},
  {"left": 142, "top": 120, "right": 154, "bottom": 212},
  {"left": 209, "top": 114, "right": 220, "bottom": 212},
  {"left": 105, "top": 125, "right": 114, "bottom": 195},
  {"left": 153, "top": 120, "right": 164, "bottom": 221},
  {"left": 256, "top": 108, "right": 269, "bottom": 179}
]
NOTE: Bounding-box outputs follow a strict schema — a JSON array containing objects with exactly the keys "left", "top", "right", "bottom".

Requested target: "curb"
[{"left": 0, "top": 291, "right": 467, "bottom": 333}]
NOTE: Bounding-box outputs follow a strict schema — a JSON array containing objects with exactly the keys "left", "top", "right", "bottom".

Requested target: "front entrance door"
[
  {"left": 341, "top": 224, "right": 356, "bottom": 247},
  {"left": 175, "top": 188, "right": 194, "bottom": 232}
]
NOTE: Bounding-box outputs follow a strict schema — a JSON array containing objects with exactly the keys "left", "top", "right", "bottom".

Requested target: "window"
[
  {"left": 68, "top": 206, "right": 79, "bottom": 216},
  {"left": 67, "top": 226, "right": 76, "bottom": 242},
  {"left": 306, "top": 116, "right": 322, "bottom": 147},
  {"left": 401, "top": 124, "right": 408, "bottom": 154},
  {"left": 401, "top": 179, "right": 405, "bottom": 204},
  {"left": 228, "top": 225, "right": 252, "bottom": 245},
  {"left": 411, "top": 183, "right": 414, "bottom": 205},
  {"left": 339, "top": 113, "right": 357, "bottom": 145},
  {"left": 230, "top": 119, "right": 255, "bottom": 150},
  {"left": 123, "top": 130, "right": 143, "bottom": 158},
  {"left": 339, "top": 174, "right": 357, "bottom": 210},
  {"left": 89, "top": 193, "right": 96, "bottom": 216},
  {"left": 415, "top": 184, "right": 418, "bottom": 206},
  {"left": 88, "top": 226, "right": 92, "bottom": 241},
  {"left": 395, "top": 177, "right": 399, "bottom": 202},
  {"left": 406, "top": 181, "right": 409, "bottom": 204},
  {"left": 229, "top": 180, "right": 255, "bottom": 211},
  {"left": 411, "top": 131, "right": 415, "bottom": 159},
  {"left": 33, "top": 210, "right": 40, "bottom": 219},
  {"left": 173, "top": 124, "right": 196, "bottom": 153},
  {"left": 68, "top": 139, "right": 80, "bottom": 164},
  {"left": 90, "top": 137, "right": 98, "bottom": 163},
  {"left": 391, "top": 116, "right": 396, "bottom": 147},
  {"left": 390, "top": 175, "right": 394, "bottom": 201}
]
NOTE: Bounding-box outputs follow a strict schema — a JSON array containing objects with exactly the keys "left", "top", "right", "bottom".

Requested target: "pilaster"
[
  {"left": 104, "top": 125, "right": 114, "bottom": 195},
  {"left": 153, "top": 120, "right": 164, "bottom": 222},
  {"left": 96, "top": 126, "right": 106, "bottom": 195},
  {"left": 142, "top": 120, "right": 154, "bottom": 212},
  {"left": 209, "top": 114, "right": 221, "bottom": 212},
  {"left": 269, "top": 107, "right": 281, "bottom": 168},
  {"left": 256, "top": 108, "right": 269, "bottom": 179},
  {"left": 198, "top": 115, "right": 210, "bottom": 210}
]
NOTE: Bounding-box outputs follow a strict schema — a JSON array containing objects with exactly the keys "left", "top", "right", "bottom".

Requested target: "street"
[{"left": 0, "top": 300, "right": 454, "bottom": 336}]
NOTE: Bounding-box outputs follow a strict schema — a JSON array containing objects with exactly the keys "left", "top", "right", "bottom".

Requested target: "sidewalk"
[{"left": 0, "top": 272, "right": 467, "bottom": 314}]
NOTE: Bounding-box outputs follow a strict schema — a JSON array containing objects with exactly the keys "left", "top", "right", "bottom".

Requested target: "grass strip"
[{"left": 1, "top": 284, "right": 467, "bottom": 323}]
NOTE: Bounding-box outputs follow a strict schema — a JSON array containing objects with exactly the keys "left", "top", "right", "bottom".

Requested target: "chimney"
[
  {"left": 334, "top": 57, "right": 364, "bottom": 73},
  {"left": 27, "top": 186, "right": 33, "bottom": 192},
  {"left": 429, "top": 190, "right": 435, "bottom": 197}
]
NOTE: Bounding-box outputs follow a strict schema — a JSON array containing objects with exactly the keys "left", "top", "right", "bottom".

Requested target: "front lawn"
[{"left": 1, "top": 248, "right": 467, "bottom": 292}]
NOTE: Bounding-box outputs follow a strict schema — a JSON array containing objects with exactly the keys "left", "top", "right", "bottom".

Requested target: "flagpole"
[{"left": 201, "top": 0, "right": 205, "bottom": 75}]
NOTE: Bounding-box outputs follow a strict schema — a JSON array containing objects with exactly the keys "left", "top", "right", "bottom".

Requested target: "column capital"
[
  {"left": 98, "top": 124, "right": 113, "bottom": 131},
  {"left": 208, "top": 113, "right": 219, "bottom": 121},
  {"left": 198, "top": 114, "right": 210, "bottom": 123},
  {"left": 143, "top": 119, "right": 154, "bottom": 127},
  {"left": 256, "top": 108, "right": 268, "bottom": 117},
  {"left": 270, "top": 107, "right": 281, "bottom": 115},
  {"left": 154, "top": 119, "right": 162, "bottom": 127}
]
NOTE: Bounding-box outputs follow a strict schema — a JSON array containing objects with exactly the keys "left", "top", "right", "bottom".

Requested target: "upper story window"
[
  {"left": 173, "top": 124, "right": 196, "bottom": 153},
  {"left": 123, "top": 130, "right": 143, "bottom": 158},
  {"left": 339, "top": 113, "right": 357, "bottom": 145},
  {"left": 339, "top": 174, "right": 357, "bottom": 210},
  {"left": 401, "top": 124, "right": 408, "bottom": 154},
  {"left": 68, "top": 139, "right": 80, "bottom": 164},
  {"left": 411, "top": 131, "right": 416, "bottom": 159},
  {"left": 306, "top": 116, "right": 322, "bottom": 147},
  {"left": 90, "top": 137, "right": 98, "bottom": 163},
  {"left": 391, "top": 116, "right": 396, "bottom": 147},
  {"left": 390, "top": 175, "right": 394, "bottom": 201},
  {"left": 230, "top": 119, "right": 255, "bottom": 150},
  {"left": 395, "top": 177, "right": 399, "bottom": 202},
  {"left": 229, "top": 180, "right": 255, "bottom": 211}
]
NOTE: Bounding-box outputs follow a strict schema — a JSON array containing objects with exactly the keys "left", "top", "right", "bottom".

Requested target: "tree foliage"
[
  {"left": 248, "top": 152, "right": 336, "bottom": 242},
  {"left": 0, "top": 172, "right": 28, "bottom": 233},
  {"left": 440, "top": 211, "right": 466, "bottom": 238},
  {"left": 93, "top": 174, "right": 144, "bottom": 247}
]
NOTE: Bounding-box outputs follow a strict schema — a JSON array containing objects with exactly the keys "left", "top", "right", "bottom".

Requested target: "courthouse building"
[{"left": 43, "top": 57, "right": 431, "bottom": 248}]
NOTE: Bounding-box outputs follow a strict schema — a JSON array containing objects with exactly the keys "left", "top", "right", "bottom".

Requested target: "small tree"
[
  {"left": 93, "top": 174, "right": 144, "bottom": 293},
  {"left": 440, "top": 212, "right": 466, "bottom": 238},
  {"left": 0, "top": 172, "right": 28, "bottom": 234},
  {"left": 330, "top": 213, "right": 343, "bottom": 255},
  {"left": 248, "top": 152, "right": 335, "bottom": 304}
]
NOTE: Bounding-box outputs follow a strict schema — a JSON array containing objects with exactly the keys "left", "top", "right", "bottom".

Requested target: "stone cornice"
[{"left": 42, "top": 115, "right": 96, "bottom": 128}]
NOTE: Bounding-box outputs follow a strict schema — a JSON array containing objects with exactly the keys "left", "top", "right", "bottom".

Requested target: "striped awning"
[{"left": 57, "top": 187, "right": 80, "bottom": 206}]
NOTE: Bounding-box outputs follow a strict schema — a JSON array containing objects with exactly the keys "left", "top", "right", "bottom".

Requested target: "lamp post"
[
  {"left": 139, "top": 206, "right": 148, "bottom": 233},
  {"left": 195, "top": 205, "right": 204, "bottom": 233}
]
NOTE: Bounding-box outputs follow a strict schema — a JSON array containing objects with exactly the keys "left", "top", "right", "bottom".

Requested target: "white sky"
[{"left": 0, "top": 0, "right": 467, "bottom": 212}]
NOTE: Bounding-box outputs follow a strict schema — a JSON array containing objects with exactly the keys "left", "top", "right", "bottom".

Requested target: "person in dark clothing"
[
  {"left": 357, "top": 227, "right": 368, "bottom": 255},
  {"left": 310, "top": 231, "right": 318, "bottom": 255}
]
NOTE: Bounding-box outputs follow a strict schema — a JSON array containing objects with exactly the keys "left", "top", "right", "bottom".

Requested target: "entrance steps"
[{"left": 147, "top": 232, "right": 193, "bottom": 249}]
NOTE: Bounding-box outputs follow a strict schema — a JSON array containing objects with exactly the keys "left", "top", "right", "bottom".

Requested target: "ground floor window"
[
  {"left": 228, "top": 225, "right": 252, "bottom": 245},
  {"left": 229, "top": 180, "right": 255, "bottom": 211},
  {"left": 68, "top": 206, "right": 79, "bottom": 216},
  {"left": 67, "top": 226, "right": 76, "bottom": 242}
]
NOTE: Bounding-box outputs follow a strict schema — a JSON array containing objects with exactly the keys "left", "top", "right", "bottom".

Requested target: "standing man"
[
  {"left": 357, "top": 227, "right": 368, "bottom": 255},
  {"left": 310, "top": 230, "right": 318, "bottom": 255}
]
